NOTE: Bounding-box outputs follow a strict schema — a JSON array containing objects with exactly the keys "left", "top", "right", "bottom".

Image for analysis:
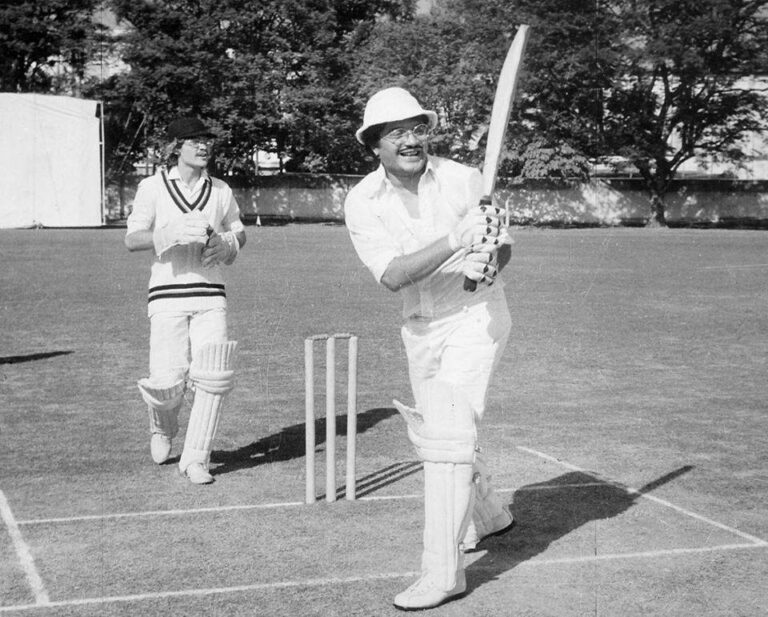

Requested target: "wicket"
[{"left": 304, "top": 333, "right": 358, "bottom": 504}]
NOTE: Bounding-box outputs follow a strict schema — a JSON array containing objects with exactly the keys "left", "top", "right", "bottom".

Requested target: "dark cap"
[{"left": 166, "top": 117, "right": 216, "bottom": 141}]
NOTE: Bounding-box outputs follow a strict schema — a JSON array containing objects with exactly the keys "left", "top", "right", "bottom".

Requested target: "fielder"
[
  {"left": 344, "top": 87, "right": 515, "bottom": 610},
  {"left": 125, "top": 117, "right": 246, "bottom": 485}
]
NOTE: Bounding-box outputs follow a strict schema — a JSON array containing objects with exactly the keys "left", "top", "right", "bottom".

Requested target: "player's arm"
[
  {"left": 380, "top": 204, "right": 506, "bottom": 291},
  {"left": 125, "top": 180, "right": 155, "bottom": 251},
  {"left": 380, "top": 236, "right": 456, "bottom": 291},
  {"left": 201, "top": 190, "right": 245, "bottom": 268},
  {"left": 125, "top": 229, "right": 154, "bottom": 252}
]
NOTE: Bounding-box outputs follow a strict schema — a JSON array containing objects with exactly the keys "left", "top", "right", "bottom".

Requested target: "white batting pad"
[
  {"left": 462, "top": 453, "right": 513, "bottom": 550},
  {"left": 421, "top": 461, "right": 475, "bottom": 591},
  {"left": 137, "top": 378, "right": 185, "bottom": 437},
  {"left": 179, "top": 341, "right": 237, "bottom": 472},
  {"left": 396, "top": 380, "right": 477, "bottom": 464}
]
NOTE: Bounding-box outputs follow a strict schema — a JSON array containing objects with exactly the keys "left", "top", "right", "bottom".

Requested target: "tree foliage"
[
  {"left": 355, "top": 0, "right": 768, "bottom": 223},
  {"left": 351, "top": 0, "right": 593, "bottom": 180},
  {"left": 610, "top": 0, "right": 768, "bottom": 224},
  {"left": 98, "top": 0, "right": 413, "bottom": 176},
  {"left": 0, "top": 0, "right": 101, "bottom": 93},
  {"left": 514, "top": 0, "right": 768, "bottom": 224},
  {"left": 2, "top": 0, "right": 765, "bottom": 221}
]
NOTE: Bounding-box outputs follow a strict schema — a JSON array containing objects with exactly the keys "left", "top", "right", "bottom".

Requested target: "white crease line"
[
  {"left": 18, "top": 500, "right": 306, "bottom": 525},
  {"left": 698, "top": 264, "right": 768, "bottom": 270},
  {"left": 516, "top": 445, "right": 768, "bottom": 547},
  {"left": 18, "top": 486, "right": 600, "bottom": 526},
  {"left": 18, "top": 495, "right": 423, "bottom": 525},
  {"left": 516, "top": 446, "right": 586, "bottom": 472},
  {"left": 0, "top": 570, "right": 418, "bottom": 613},
  {"left": 359, "top": 493, "right": 421, "bottom": 502},
  {"left": 475, "top": 542, "right": 767, "bottom": 569},
  {"left": 0, "top": 542, "right": 765, "bottom": 613},
  {"left": 0, "top": 490, "right": 50, "bottom": 605},
  {"left": 624, "top": 488, "right": 768, "bottom": 546},
  {"left": 14, "top": 448, "right": 767, "bottom": 552}
]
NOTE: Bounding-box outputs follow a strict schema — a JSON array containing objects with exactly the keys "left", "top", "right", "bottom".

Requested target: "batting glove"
[
  {"left": 153, "top": 213, "right": 209, "bottom": 257},
  {"left": 448, "top": 204, "right": 506, "bottom": 251},
  {"left": 461, "top": 250, "right": 499, "bottom": 286},
  {"left": 202, "top": 231, "right": 240, "bottom": 268}
]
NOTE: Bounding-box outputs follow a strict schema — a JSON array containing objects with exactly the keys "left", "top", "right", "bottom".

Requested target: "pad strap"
[
  {"left": 407, "top": 426, "right": 476, "bottom": 464},
  {"left": 188, "top": 369, "right": 235, "bottom": 394}
]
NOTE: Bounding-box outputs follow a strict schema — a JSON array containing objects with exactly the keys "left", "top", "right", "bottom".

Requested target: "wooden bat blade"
[
  {"left": 465, "top": 24, "right": 530, "bottom": 293},
  {"left": 481, "top": 25, "right": 530, "bottom": 198}
]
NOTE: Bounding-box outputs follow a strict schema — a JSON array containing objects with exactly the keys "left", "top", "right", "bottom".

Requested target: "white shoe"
[
  {"left": 183, "top": 462, "right": 214, "bottom": 485},
  {"left": 150, "top": 434, "right": 172, "bottom": 464},
  {"left": 460, "top": 506, "right": 515, "bottom": 553},
  {"left": 393, "top": 570, "right": 467, "bottom": 611}
]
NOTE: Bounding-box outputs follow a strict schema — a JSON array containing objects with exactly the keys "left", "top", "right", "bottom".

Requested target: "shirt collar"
[
  {"left": 166, "top": 166, "right": 210, "bottom": 184},
  {"left": 364, "top": 156, "right": 437, "bottom": 198}
]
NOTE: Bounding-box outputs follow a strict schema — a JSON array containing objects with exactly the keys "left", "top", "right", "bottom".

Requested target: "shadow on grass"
[
  {"left": 0, "top": 350, "right": 73, "bottom": 364},
  {"left": 210, "top": 407, "right": 398, "bottom": 476},
  {"left": 313, "top": 460, "right": 423, "bottom": 501},
  {"left": 467, "top": 466, "right": 693, "bottom": 594},
  {"left": 350, "top": 460, "right": 423, "bottom": 500}
]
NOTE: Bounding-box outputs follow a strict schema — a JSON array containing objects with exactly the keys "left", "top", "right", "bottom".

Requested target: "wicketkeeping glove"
[
  {"left": 461, "top": 250, "right": 499, "bottom": 286},
  {"left": 152, "top": 212, "right": 209, "bottom": 257},
  {"left": 202, "top": 230, "right": 240, "bottom": 268},
  {"left": 448, "top": 204, "right": 506, "bottom": 251}
]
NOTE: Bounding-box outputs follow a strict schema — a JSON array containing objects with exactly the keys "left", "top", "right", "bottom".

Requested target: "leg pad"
[
  {"left": 138, "top": 378, "right": 185, "bottom": 437},
  {"left": 395, "top": 380, "right": 476, "bottom": 464},
  {"left": 179, "top": 342, "right": 237, "bottom": 473}
]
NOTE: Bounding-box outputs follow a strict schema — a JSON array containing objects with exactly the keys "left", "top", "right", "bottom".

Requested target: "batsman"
[
  {"left": 125, "top": 117, "right": 246, "bottom": 485},
  {"left": 344, "top": 86, "right": 515, "bottom": 610}
]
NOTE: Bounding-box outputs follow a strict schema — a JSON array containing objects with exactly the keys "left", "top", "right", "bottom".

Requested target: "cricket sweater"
[{"left": 126, "top": 167, "right": 244, "bottom": 317}]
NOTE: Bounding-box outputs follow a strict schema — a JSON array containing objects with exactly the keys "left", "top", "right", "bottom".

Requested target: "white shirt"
[
  {"left": 344, "top": 155, "right": 505, "bottom": 319},
  {"left": 127, "top": 166, "right": 244, "bottom": 316}
]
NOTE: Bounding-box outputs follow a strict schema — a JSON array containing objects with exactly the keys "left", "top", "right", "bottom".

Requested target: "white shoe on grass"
[
  {"left": 183, "top": 462, "right": 214, "bottom": 485},
  {"left": 150, "top": 434, "right": 172, "bottom": 464},
  {"left": 393, "top": 570, "right": 467, "bottom": 611}
]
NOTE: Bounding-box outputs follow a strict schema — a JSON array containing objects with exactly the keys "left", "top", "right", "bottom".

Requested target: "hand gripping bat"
[{"left": 464, "top": 25, "right": 530, "bottom": 292}]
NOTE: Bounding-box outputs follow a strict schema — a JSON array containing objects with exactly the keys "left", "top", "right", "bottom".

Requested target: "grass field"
[{"left": 1, "top": 225, "right": 767, "bottom": 616}]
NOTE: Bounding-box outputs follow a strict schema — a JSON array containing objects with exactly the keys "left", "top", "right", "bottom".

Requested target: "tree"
[
  {"left": 353, "top": 12, "right": 494, "bottom": 167},
  {"left": 352, "top": 0, "right": 592, "bottom": 180},
  {"left": 515, "top": 0, "right": 768, "bottom": 225},
  {"left": 99, "top": 0, "right": 413, "bottom": 176},
  {"left": 0, "top": 0, "right": 102, "bottom": 94},
  {"left": 356, "top": 0, "right": 768, "bottom": 222},
  {"left": 610, "top": 0, "right": 768, "bottom": 225}
]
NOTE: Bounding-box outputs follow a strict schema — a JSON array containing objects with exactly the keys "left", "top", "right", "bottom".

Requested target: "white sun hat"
[{"left": 355, "top": 87, "right": 438, "bottom": 145}]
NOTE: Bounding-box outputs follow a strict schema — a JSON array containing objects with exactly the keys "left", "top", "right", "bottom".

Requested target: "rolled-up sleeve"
[
  {"left": 221, "top": 185, "right": 245, "bottom": 233},
  {"left": 344, "top": 190, "right": 400, "bottom": 284},
  {"left": 126, "top": 177, "right": 156, "bottom": 234}
]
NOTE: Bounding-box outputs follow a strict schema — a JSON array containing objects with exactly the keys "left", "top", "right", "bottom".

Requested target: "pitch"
[{"left": 1, "top": 225, "right": 766, "bottom": 616}]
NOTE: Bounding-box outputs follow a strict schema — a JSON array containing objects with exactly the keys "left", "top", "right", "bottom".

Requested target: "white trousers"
[
  {"left": 401, "top": 296, "right": 511, "bottom": 421},
  {"left": 149, "top": 308, "right": 228, "bottom": 383},
  {"left": 399, "top": 296, "right": 512, "bottom": 592}
]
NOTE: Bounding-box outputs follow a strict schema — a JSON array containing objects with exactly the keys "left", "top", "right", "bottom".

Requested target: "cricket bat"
[{"left": 464, "top": 24, "right": 530, "bottom": 291}]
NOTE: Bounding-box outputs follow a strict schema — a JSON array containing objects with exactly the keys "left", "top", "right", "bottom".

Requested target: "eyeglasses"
[
  {"left": 381, "top": 123, "right": 430, "bottom": 144},
  {"left": 184, "top": 138, "right": 215, "bottom": 148}
]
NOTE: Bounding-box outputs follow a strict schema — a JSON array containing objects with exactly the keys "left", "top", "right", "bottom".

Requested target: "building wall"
[{"left": 108, "top": 173, "right": 768, "bottom": 228}]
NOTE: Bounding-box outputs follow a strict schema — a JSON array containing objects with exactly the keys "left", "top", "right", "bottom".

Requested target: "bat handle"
[{"left": 463, "top": 195, "right": 493, "bottom": 293}]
